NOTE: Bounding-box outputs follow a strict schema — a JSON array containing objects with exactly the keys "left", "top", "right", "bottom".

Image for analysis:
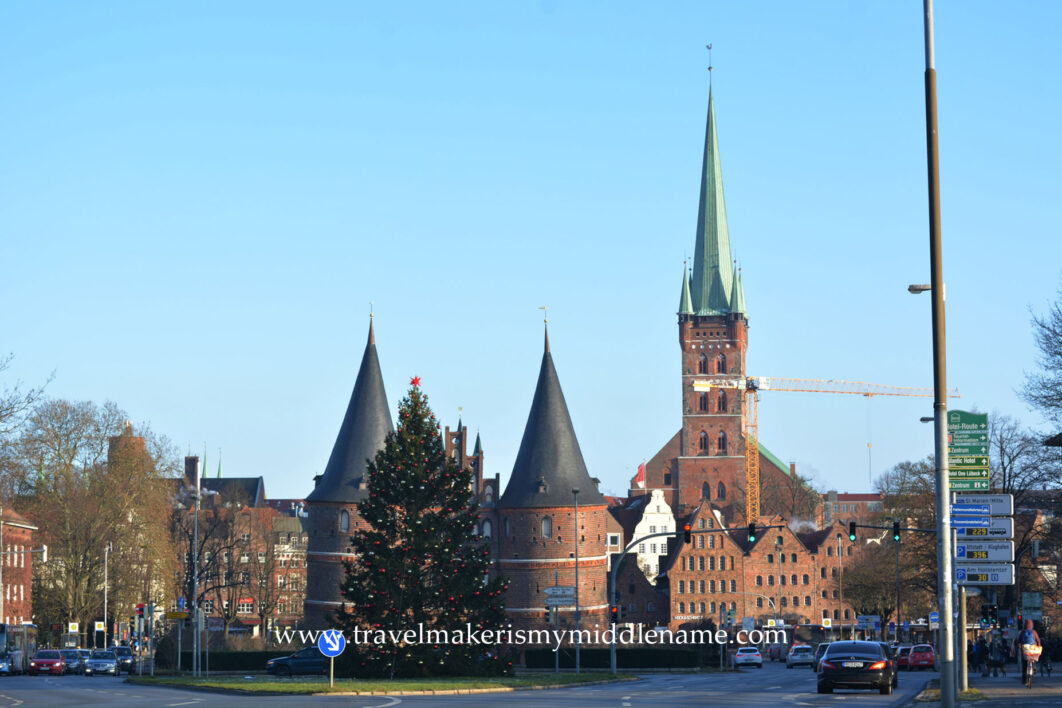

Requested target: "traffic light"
[
  {"left": 136, "top": 603, "right": 145, "bottom": 618},
  {"left": 980, "top": 605, "right": 990, "bottom": 628},
  {"left": 989, "top": 605, "right": 999, "bottom": 627},
  {"left": 747, "top": 523, "right": 757, "bottom": 543},
  {"left": 610, "top": 605, "right": 620, "bottom": 625},
  {"left": 683, "top": 523, "right": 692, "bottom": 544},
  {"left": 848, "top": 522, "right": 857, "bottom": 542},
  {"left": 892, "top": 521, "right": 901, "bottom": 542}
]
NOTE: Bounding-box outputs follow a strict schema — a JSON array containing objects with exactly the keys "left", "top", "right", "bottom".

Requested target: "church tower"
[
  {"left": 303, "top": 319, "right": 393, "bottom": 627},
  {"left": 676, "top": 86, "right": 750, "bottom": 519},
  {"left": 496, "top": 327, "right": 608, "bottom": 630}
]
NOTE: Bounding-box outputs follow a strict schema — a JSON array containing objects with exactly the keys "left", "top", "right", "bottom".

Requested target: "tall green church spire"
[{"left": 690, "top": 86, "right": 734, "bottom": 316}]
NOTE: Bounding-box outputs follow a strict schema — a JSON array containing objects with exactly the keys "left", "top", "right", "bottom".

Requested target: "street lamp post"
[
  {"left": 572, "top": 487, "right": 580, "bottom": 675},
  {"left": 837, "top": 534, "right": 845, "bottom": 640},
  {"left": 104, "top": 542, "right": 111, "bottom": 648}
]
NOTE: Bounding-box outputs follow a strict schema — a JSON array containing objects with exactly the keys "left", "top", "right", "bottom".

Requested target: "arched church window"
[
  {"left": 698, "top": 354, "right": 708, "bottom": 374},
  {"left": 718, "top": 390, "right": 728, "bottom": 412},
  {"left": 699, "top": 431, "right": 709, "bottom": 453},
  {"left": 699, "top": 392, "right": 709, "bottom": 412},
  {"left": 481, "top": 520, "right": 493, "bottom": 538},
  {"left": 716, "top": 353, "right": 727, "bottom": 374},
  {"left": 717, "top": 431, "right": 727, "bottom": 455},
  {"left": 701, "top": 482, "right": 711, "bottom": 500},
  {"left": 484, "top": 486, "right": 493, "bottom": 503},
  {"left": 339, "top": 510, "right": 350, "bottom": 532},
  {"left": 717, "top": 481, "right": 726, "bottom": 501},
  {"left": 541, "top": 516, "right": 553, "bottom": 539}
]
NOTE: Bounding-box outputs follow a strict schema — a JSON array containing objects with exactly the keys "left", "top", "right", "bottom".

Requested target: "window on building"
[
  {"left": 607, "top": 533, "right": 620, "bottom": 546},
  {"left": 541, "top": 516, "right": 553, "bottom": 539},
  {"left": 834, "top": 610, "right": 839, "bottom": 620},
  {"left": 484, "top": 487, "right": 493, "bottom": 503},
  {"left": 756, "top": 575, "right": 762, "bottom": 586},
  {"left": 238, "top": 600, "right": 254, "bottom": 614},
  {"left": 650, "top": 544, "right": 657, "bottom": 554},
  {"left": 709, "top": 557, "right": 716, "bottom": 571},
  {"left": 831, "top": 568, "right": 838, "bottom": 578},
  {"left": 716, "top": 433, "right": 727, "bottom": 457},
  {"left": 844, "top": 610, "right": 850, "bottom": 620},
  {"left": 203, "top": 599, "right": 215, "bottom": 613},
  {"left": 791, "top": 553, "right": 797, "bottom": 563},
  {"left": 717, "top": 390, "right": 728, "bottom": 412},
  {"left": 638, "top": 543, "right": 645, "bottom": 554},
  {"left": 821, "top": 567, "right": 827, "bottom": 579},
  {"left": 663, "top": 472, "right": 672, "bottom": 485},
  {"left": 340, "top": 510, "right": 350, "bottom": 533},
  {"left": 757, "top": 597, "right": 763, "bottom": 608},
  {"left": 257, "top": 552, "right": 266, "bottom": 563},
  {"left": 239, "top": 553, "right": 250, "bottom": 564},
  {"left": 278, "top": 576, "right": 286, "bottom": 589},
  {"left": 679, "top": 602, "right": 685, "bottom": 613},
  {"left": 697, "top": 535, "right": 705, "bottom": 549},
  {"left": 780, "top": 597, "right": 787, "bottom": 608},
  {"left": 482, "top": 520, "right": 493, "bottom": 538},
  {"left": 767, "top": 554, "right": 773, "bottom": 564},
  {"left": 708, "top": 535, "right": 715, "bottom": 549},
  {"left": 279, "top": 558, "right": 288, "bottom": 568},
  {"left": 802, "top": 574, "right": 809, "bottom": 585},
  {"left": 847, "top": 546, "right": 852, "bottom": 556},
  {"left": 821, "top": 590, "right": 827, "bottom": 598},
  {"left": 841, "top": 504, "right": 848, "bottom": 512},
  {"left": 699, "top": 602, "right": 706, "bottom": 614},
  {"left": 730, "top": 580, "right": 736, "bottom": 592},
  {"left": 649, "top": 525, "right": 656, "bottom": 534},
  {"left": 699, "top": 431, "right": 709, "bottom": 453},
  {"left": 700, "top": 580, "right": 706, "bottom": 593},
  {"left": 711, "top": 601, "right": 718, "bottom": 613},
  {"left": 780, "top": 575, "right": 787, "bottom": 586},
  {"left": 716, "top": 353, "right": 727, "bottom": 374},
  {"left": 699, "top": 556, "right": 705, "bottom": 571},
  {"left": 805, "top": 596, "right": 812, "bottom": 606},
  {"left": 767, "top": 576, "right": 774, "bottom": 586},
  {"left": 699, "top": 392, "right": 710, "bottom": 412},
  {"left": 791, "top": 574, "right": 798, "bottom": 585},
  {"left": 698, "top": 354, "right": 708, "bottom": 374},
  {"left": 504, "top": 518, "right": 511, "bottom": 537},
  {"left": 780, "top": 552, "right": 786, "bottom": 564},
  {"left": 833, "top": 589, "right": 839, "bottom": 598},
  {"left": 709, "top": 580, "right": 715, "bottom": 593},
  {"left": 240, "top": 533, "right": 250, "bottom": 544},
  {"left": 678, "top": 580, "right": 685, "bottom": 594},
  {"left": 827, "top": 546, "right": 833, "bottom": 557},
  {"left": 698, "top": 518, "right": 706, "bottom": 529}
]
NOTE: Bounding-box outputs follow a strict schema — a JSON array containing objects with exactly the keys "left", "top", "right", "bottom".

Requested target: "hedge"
[{"left": 159, "top": 650, "right": 290, "bottom": 671}]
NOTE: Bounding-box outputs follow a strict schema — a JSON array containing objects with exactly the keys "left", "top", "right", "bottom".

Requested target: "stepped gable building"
[
  {"left": 631, "top": 85, "right": 817, "bottom": 523},
  {"left": 496, "top": 327, "right": 608, "bottom": 630},
  {"left": 303, "top": 319, "right": 393, "bottom": 627}
]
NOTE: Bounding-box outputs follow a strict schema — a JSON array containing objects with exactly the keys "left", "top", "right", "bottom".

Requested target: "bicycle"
[
  {"left": 1022, "top": 644, "right": 1043, "bottom": 689},
  {"left": 1041, "top": 653, "right": 1053, "bottom": 678}
]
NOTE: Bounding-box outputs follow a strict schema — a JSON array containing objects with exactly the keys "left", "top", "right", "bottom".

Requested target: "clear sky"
[{"left": 3, "top": 2, "right": 1060, "bottom": 501}]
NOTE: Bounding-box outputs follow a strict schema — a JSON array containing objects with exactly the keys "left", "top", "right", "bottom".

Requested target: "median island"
[{"left": 126, "top": 673, "right": 636, "bottom": 695}]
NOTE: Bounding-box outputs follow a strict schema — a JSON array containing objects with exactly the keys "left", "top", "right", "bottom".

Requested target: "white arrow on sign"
[{"left": 324, "top": 631, "right": 342, "bottom": 652}]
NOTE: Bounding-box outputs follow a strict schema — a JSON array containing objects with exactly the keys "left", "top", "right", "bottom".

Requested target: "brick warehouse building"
[{"left": 0, "top": 508, "right": 37, "bottom": 627}]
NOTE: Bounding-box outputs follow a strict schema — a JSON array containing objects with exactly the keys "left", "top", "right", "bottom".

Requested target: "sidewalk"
[{"left": 915, "top": 672, "right": 1062, "bottom": 705}]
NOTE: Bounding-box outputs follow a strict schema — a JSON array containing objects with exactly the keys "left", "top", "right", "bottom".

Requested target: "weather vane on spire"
[
  {"left": 706, "top": 43, "right": 713, "bottom": 84},
  {"left": 538, "top": 305, "right": 547, "bottom": 324},
  {"left": 369, "top": 300, "right": 374, "bottom": 319}
]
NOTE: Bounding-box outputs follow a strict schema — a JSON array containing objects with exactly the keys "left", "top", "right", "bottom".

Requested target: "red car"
[
  {"left": 908, "top": 644, "right": 936, "bottom": 670},
  {"left": 896, "top": 646, "right": 911, "bottom": 670},
  {"left": 29, "top": 649, "right": 65, "bottom": 675}
]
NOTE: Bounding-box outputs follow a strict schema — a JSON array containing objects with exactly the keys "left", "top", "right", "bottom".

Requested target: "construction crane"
[{"left": 693, "top": 376, "right": 961, "bottom": 522}]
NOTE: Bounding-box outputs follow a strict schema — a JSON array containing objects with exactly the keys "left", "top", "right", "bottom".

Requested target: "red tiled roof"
[{"left": 823, "top": 493, "right": 882, "bottom": 502}]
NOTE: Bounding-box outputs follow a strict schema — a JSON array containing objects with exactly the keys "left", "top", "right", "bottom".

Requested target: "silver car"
[
  {"left": 787, "top": 644, "right": 816, "bottom": 668},
  {"left": 83, "top": 650, "right": 120, "bottom": 677}
]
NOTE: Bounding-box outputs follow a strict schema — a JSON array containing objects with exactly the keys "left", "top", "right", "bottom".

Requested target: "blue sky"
[{"left": 3, "top": 2, "right": 1060, "bottom": 501}]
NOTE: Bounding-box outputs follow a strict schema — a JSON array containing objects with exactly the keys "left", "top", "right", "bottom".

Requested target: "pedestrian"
[
  {"left": 989, "top": 636, "right": 1007, "bottom": 678},
  {"left": 973, "top": 636, "right": 987, "bottom": 676}
]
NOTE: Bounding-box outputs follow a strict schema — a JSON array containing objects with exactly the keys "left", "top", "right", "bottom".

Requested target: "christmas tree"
[{"left": 334, "top": 380, "right": 510, "bottom": 678}]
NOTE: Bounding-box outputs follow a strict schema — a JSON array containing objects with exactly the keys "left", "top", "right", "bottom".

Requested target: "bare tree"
[
  {"left": 1023, "top": 281, "right": 1062, "bottom": 427},
  {"left": 248, "top": 510, "right": 281, "bottom": 640},
  {"left": 989, "top": 413, "right": 1060, "bottom": 510}
]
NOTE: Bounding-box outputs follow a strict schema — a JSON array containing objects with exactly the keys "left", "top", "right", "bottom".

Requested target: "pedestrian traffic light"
[
  {"left": 989, "top": 605, "right": 999, "bottom": 627},
  {"left": 747, "top": 523, "right": 757, "bottom": 543},
  {"left": 135, "top": 603, "right": 145, "bottom": 617},
  {"left": 980, "top": 605, "right": 990, "bottom": 628},
  {"left": 610, "top": 605, "right": 620, "bottom": 625},
  {"left": 892, "top": 521, "right": 901, "bottom": 542},
  {"left": 683, "top": 523, "right": 692, "bottom": 544},
  {"left": 848, "top": 522, "right": 857, "bottom": 542}
]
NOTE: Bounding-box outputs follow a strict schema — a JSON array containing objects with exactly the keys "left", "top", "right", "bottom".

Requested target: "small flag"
[{"left": 633, "top": 462, "right": 646, "bottom": 489}]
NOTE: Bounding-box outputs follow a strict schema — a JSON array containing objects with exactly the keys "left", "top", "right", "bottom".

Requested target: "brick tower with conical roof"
[
  {"left": 303, "top": 319, "right": 393, "bottom": 627},
  {"left": 496, "top": 326, "right": 608, "bottom": 630}
]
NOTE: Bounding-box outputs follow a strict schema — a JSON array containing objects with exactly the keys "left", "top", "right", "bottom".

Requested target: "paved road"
[{"left": 0, "top": 663, "right": 936, "bottom": 707}]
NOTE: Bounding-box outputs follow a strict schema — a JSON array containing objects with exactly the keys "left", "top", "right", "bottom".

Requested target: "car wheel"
[
  {"left": 880, "top": 682, "right": 893, "bottom": 695},
  {"left": 893, "top": 674, "right": 898, "bottom": 688},
  {"left": 276, "top": 665, "right": 292, "bottom": 678},
  {"left": 818, "top": 683, "right": 833, "bottom": 694},
  {"left": 787, "top": 664, "right": 792, "bottom": 669}
]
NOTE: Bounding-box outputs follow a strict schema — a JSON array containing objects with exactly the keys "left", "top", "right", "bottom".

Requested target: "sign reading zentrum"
[{"left": 947, "top": 411, "right": 989, "bottom": 490}]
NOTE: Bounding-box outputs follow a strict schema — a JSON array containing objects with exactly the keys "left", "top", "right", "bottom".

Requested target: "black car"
[
  {"left": 108, "top": 646, "right": 135, "bottom": 674},
  {"left": 813, "top": 642, "right": 831, "bottom": 672},
  {"left": 877, "top": 642, "right": 899, "bottom": 688},
  {"left": 818, "top": 641, "right": 893, "bottom": 694},
  {"left": 265, "top": 646, "right": 326, "bottom": 677},
  {"left": 59, "top": 649, "right": 83, "bottom": 674}
]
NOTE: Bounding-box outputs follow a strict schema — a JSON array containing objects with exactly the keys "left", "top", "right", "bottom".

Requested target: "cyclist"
[{"left": 1019, "top": 619, "right": 1043, "bottom": 688}]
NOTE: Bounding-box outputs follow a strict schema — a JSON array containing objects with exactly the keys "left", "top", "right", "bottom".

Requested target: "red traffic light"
[
  {"left": 610, "top": 605, "right": 620, "bottom": 624},
  {"left": 683, "top": 524, "right": 692, "bottom": 544},
  {"left": 135, "top": 603, "right": 146, "bottom": 617}
]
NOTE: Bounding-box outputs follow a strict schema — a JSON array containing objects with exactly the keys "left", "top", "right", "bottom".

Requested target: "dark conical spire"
[
  {"left": 306, "top": 320, "right": 393, "bottom": 503},
  {"left": 473, "top": 430, "right": 482, "bottom": 455},
  {"left": 498, "top": 334, "right": 605, "bottom": 509},
  {"left": 691, "top": 86, "right": 735, "bottom": 315}
]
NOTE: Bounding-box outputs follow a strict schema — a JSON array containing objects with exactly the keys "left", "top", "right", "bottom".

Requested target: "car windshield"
[
  {"left": 112, "top": 647, "right": 132, "bottom": 657},
  {"left": 91, "top": 651, "right": 115, "bottom": 660},
  {"left": 825, "top": 642, "right": 883, "bottom": 658},
  {"left": 36, "top": 650, "right": 61, "bottom": 660},
  {"left": 898, "top": 647, "right": 911, "bottom": 655},
  {"left": 60, "top": 650, "right": 79, "bottom": 660}
]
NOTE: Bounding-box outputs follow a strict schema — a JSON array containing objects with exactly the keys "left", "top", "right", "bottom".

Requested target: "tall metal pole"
[
  {"left": 959, "top": 586, "right": 968, "bottom": 691},
  {"left": 193, "top": 458, "right": 200, "bottom": 677},
  {"left": 104, "top": 543, "right": 110, "bottom": 648},
  {"left": 572, "top": 488, "right": 580, "bottom": 675},
  {"left": 838, "top": 535, "right": 844, "bottom": 640},
  {"left": 895, "top": 531, "right": 901, "bottom": 641},
  {"left": 1, "top": 504, "right": 5, "bottom": 625},
  {"left": 923, "top": 2, "right": 955, "bottom": 705}
]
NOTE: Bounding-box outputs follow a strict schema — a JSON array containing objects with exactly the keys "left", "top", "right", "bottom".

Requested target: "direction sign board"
[
  {"left": 951, "top": 503, "right": 991, "bottom": 515},
  {"left": 822, "top": 618, "right": 832, "bottom": 628},
  {"left": 948, "top": 410, "right": 989, "bottom": 434},
  {"left": 68, "top": 622, "right": 79, "bottom": 633},
  {"left": 950, "top": 516, "right": 990, "bottom": 529},
  {"left": 952, "top": 494, "right": 1014, "bottom": 516},
  {"left": 1022, "top": 592, "right": 1043, "bottom": 609},
  {"left": 178, "top": 596, "right": 186, "bottom": 610},
  {"left": 318, "top": 629, "right": 346, "bottom": 658},
  {"left": 948, "top": 468, "right": 991, "bottom": 479},
  {"left": 165, "top": 611, "right": 190, "bottom": 620},
  {"left": 94, "top": 621, "right": 106, "bottom": 632},
  {"left": 544, "top": 586, "right": 576, "bottom": 598},
  {"left": 903, "top": 621, "right": 911, "bottom": 632},
  {"left": 956, "top": 564, "right": 1015, "bottom": 585},
  {"left": 949, "top": 456, "right": 989, "bottom": 468},
  {"left": 955, "top": 517, "right": 1013, "bottom": 539},
  {"left": 544, "top": 596, "right": 575, "bottom": 607},
  {"left": 956, "top": 542, "right": 1014, "bottom": 562},
  {"left": 950, "top": 479, "right": 991, "bottom": 491}
]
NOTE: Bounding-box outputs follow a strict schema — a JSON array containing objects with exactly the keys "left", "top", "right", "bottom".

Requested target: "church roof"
[
  {"left": 498, "top": 328, "right": 605, "bottom": 509},
  {"left": 678, "top": 264, "right": 694, "bottom": 315},
  {"left": 689, "top": 86, "right": 741, "bottom": 317},
  {"left": 306, "top": 320, "right": 393, "bottom": 504}
]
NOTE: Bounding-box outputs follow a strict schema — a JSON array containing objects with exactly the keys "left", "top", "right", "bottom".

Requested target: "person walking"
[
  {"left": 989, "top": 635, "right": 1008, "bottom": 678},
  {"left": 973, "top": 635, "right": 988, "bottom": 676}
]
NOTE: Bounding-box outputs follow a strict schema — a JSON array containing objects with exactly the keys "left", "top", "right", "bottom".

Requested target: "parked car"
[
  {"left": 60, "top": 649, "right": 84, "bottom": 674},
  {"left": 733, "top": 646, "right": 763, "bottom": 668},
  {"left": 78, "top": 649, "right": 92, "bottom": 671},
  {"left": 84, "top": 650, "right": 120, "bottom": 677},
  {"left": 817, "top": 640, "right": 893, "bottom": 695},
  {"left": 786, "top": 644, "right": 816, "bottom": 668},
  {"left": 909, "top": 644, "right": 936, "bottom": 670},
  {"left": 877, "top": 642, "right": 899, "bottom": 688},
  {"left": 28, "top": 650, "right": 65, "bottom": 676},
  {"left": 108, "top": 645, "right": 135, "bottom": 674},
  {"left": 814, "top": 642, "right": 831, "bottom": 672},
  {"left": 896, "top": 645, "right": 912, "bottom": 670},
  {"left": 265, "top": 646, "right": 327, "bottom": 676},
  {"left": 0, "top": 652, "right": 12, "bottom": 675}
]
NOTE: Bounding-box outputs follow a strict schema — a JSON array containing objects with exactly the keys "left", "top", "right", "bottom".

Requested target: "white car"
[
  {"left": 786, "top": 644, "right": 816, "bottom": 668},
  {"left": 734, "top": 646, "right": 763, "bottom": 668}
]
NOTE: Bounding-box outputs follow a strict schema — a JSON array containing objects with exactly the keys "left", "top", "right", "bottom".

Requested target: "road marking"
[
  {"left": 622, "top": 703, "right": 631, "bottom": 707},
  {"left": 367, "top": 699, "right": 402, "bottom": 708},
  {"left": 165, "top": 702, "right": 202, "bottom": 707},
  {"left": 766, "top": 685, "right": 782, "bottom": 689},
  {"left": 0, "top": 695, "right": 23, "bottom": 707}
]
